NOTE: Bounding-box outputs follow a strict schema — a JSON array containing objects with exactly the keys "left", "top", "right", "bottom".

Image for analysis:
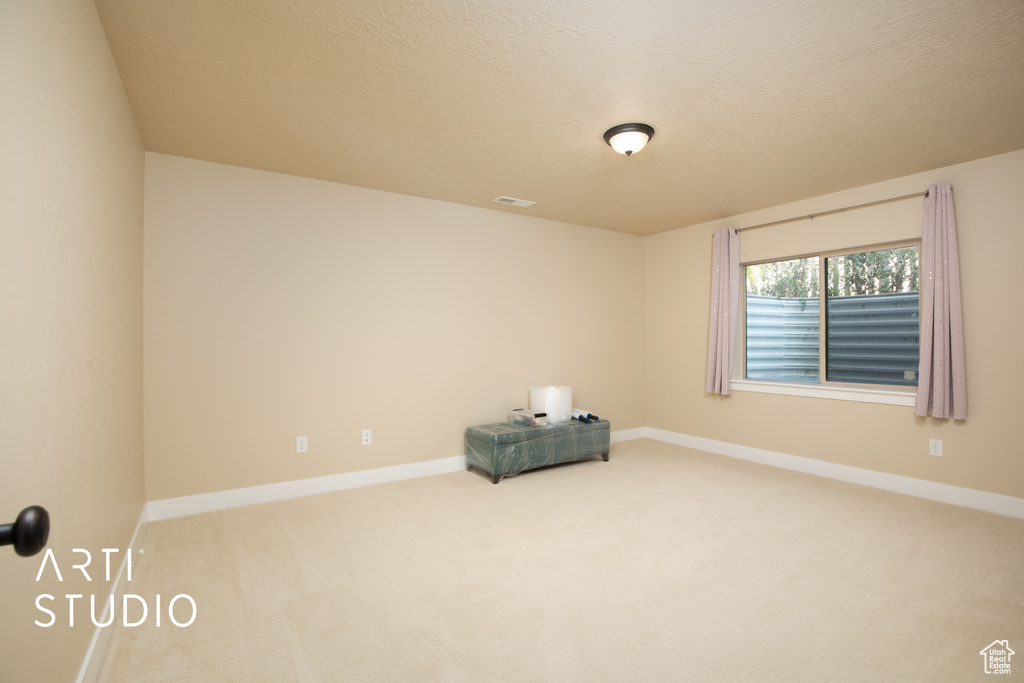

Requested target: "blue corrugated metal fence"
[{"left": 746, "top": 292, "right": 919, "bottom": 386}]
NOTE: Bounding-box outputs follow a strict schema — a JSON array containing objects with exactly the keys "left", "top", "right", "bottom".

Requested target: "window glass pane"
[
  {"left": 745, "top": 257, "right": 820, "bottom": 383},
  {"left": 825, "top": 246, "right": 919, "bottom": 386}
]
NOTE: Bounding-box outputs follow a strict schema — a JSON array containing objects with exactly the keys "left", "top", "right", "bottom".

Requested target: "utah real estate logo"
[{"left": 980, "top": 640, "right": 1014, "bottom": 675}]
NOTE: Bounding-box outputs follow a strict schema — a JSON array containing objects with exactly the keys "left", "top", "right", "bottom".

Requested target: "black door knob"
[{"left": 0, "top": 506, "right": 50, "bottom": 557}]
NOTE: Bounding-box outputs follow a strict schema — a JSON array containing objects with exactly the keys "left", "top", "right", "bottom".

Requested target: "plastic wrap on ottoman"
[{"left": 465, "top": 419, "right": 611, "bottom": 484}]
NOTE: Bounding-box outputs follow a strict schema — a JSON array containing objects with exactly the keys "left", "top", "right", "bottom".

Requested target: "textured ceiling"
[{"left": 94, "top": 0, "right": 1024, "bottom": 236}]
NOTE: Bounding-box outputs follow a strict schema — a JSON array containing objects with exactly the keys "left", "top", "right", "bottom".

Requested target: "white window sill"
[{"left": 730, "top": 379, "right": 916, "bottom": 407}]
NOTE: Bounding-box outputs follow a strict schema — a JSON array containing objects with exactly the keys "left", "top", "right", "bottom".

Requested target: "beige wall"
[
  {"left": 143, "top": 153, "right": 646, "bottom": 501},
  {"left": 0, "top": 0, "right": 145, "bottom": 681},
  {"left": 646, "top": 148, "right": 1024, "bottom": 500}
]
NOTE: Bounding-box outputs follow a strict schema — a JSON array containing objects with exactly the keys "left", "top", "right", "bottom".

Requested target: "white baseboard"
[
  {"left": 146, "top": 428, "right": 642, "bottom": 521},
  {"left": 146, "top": 455, "right": 467, "bottom": 522},
  {"left": 141, "top": 427, "right": 1024, "bottom": 524},
  {"left": 627, "top": 427, "right": 1024, "bottom": 520},
  {"left": 611, "top": 427, "right": 646, "bottom": 443},
  {"left": 76, "top": 504, "right": 150, "bottom": 683},
  {"left": 147, "top": 427, "right": 650, "bottom": 521}
]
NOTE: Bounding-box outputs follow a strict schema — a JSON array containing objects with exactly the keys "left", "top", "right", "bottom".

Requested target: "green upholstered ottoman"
[{"left": 465, "top": 419, "right": 611, "bottom": 484}]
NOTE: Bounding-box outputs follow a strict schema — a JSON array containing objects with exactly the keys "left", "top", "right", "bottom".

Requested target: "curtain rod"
[{"left": 736, "top": 189, "right": 930, "bottom": 233}]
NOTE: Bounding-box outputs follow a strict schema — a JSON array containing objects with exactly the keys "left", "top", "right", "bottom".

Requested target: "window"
[{"left": 744, "top": 244, "right": 919, "bottom": 388}]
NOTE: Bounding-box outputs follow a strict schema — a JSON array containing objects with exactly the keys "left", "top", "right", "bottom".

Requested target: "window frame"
[{"left": 734, "top": 239, "right": 921, "bottom": 405}]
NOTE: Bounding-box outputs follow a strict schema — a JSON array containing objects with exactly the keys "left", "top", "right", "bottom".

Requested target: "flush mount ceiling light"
[{"left": 603, "top": 123, "right": 655, "bottom": 156}]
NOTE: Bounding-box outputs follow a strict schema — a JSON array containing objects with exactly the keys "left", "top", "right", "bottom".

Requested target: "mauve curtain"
[
  {"left": 706, "top": 227, "right": 740, "bottom": 395},
  {"left": 915, "top": 182, "right": 967, "bottom": 419}
]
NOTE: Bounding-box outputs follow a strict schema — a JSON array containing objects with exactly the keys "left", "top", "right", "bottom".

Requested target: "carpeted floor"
[{"left": 97, "top": 439, "right": 1024, "bottom": 682}]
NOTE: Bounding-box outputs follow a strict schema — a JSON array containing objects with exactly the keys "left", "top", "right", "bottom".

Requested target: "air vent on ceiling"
[{"left": 493, "top": 196, "right": 535, "bottom": 208}]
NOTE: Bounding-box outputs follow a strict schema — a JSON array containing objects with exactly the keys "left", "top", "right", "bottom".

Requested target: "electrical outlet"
[
  {"left": 361, "top": 429, "right": 372, "bottom": 446},
  {"left": 929, "top": 438, "right": 942, "bottom": 457},
  {"left": 296, "top": 436, "right": 308, "bottom": 453}
]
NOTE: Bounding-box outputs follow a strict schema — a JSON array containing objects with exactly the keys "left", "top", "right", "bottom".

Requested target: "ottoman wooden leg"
[
  {"left": 601, "top": 453, "right": 609, "bottom": 462},
  {"left": 491, "top": 472, "right": 501, "bottom": 484}
]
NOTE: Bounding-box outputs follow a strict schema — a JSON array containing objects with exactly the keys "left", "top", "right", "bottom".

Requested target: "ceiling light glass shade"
[{"left": 604, "top": 123, "right": 655, "bottom": 156}]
